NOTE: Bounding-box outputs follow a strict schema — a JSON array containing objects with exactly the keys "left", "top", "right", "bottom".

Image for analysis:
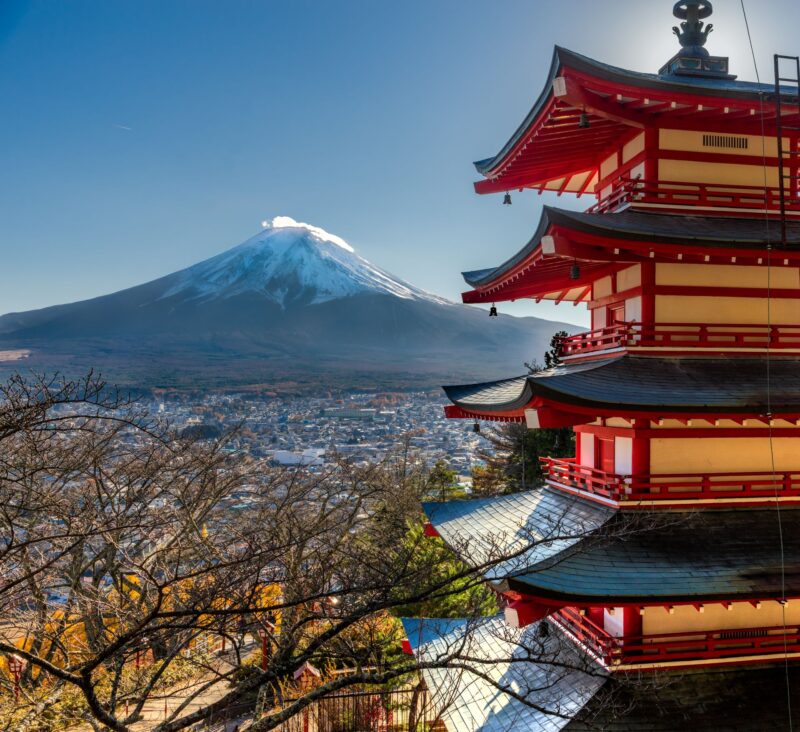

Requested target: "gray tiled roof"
[
  {"left": 423, "top": 488, "right": 614, "bottom": 581},
  {"left": 463, "top": 206, "right": 800, "bottom": 289},
  {"left": 401, "top": 615, "right": 605, "bottom": 732},
  {"left": 443, "top": 376, "right": 532, "bottom": 414},
  {"left": 403, "top": 614, "right": 800, "bottom": 731},
  {"left": 509, "top": 507, "right": 800, "bottom": 603},
  {"left": 426, "top": 490, "right": 800, "bottom": 602},
  {"left": 444, "top": 356, "right": 800, "bottom": 415}
]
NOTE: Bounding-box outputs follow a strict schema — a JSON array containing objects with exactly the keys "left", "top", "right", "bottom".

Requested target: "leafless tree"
[{"left": 0, "top": 372, "right": 651, "bottom": 732}]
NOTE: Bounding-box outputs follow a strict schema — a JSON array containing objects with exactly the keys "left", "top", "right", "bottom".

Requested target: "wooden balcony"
[
  {"left": 556, "top": 322, "right": 800, "bottom": 359},
  {"left": 554, "top": 607, "right": 800, "bottom": 668},
  {"left": 588, "top": 176, "right": 800, "bottom": 217},
  {"left": 542, "top": 457, "right": 800, "bottom": 505}
]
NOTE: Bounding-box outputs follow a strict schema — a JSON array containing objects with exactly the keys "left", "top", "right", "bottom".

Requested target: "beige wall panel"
[
  {"left": 650, "top": 437, "right": 800, "bottom": 474},
  {"left": 655, "top": 295, "right": 800, "bottom": 325},
  {"left": 600, "top": 151, "right": 619, "bottom": 180},
  {"left": 623, "top": 133, "right": 645, "bottom": 163},
  {"left": 659, "top": 159, "right": 779, "bottom": 188},
  {"left": 617, "top": 265, "right": 642, "bottom": 292},
  {"left": 660, "top": 129, "right": 779, "bottom": 157},
  {"left": 656, "top": 263, "right": 800, "bottom": 289},
  {"left": 594, "top": 276, "right": 613, "bottom": 300},
  {"left": 643, "top": 601, "right": 800, "bottom": 636}
]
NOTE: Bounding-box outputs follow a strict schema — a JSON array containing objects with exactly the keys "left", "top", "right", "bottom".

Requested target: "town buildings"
[{"left": 404, "top": 2, "right": 800, "bottom": 729}]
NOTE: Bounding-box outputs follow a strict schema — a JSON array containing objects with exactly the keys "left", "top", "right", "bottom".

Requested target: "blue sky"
[{"left": 2, "top": 0, "right": 798, "bottom": 326}]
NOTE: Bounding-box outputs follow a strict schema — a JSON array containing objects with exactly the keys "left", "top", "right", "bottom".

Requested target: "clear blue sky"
[{"left": 2, "top": 0, "right": 798, "bottom": 326}]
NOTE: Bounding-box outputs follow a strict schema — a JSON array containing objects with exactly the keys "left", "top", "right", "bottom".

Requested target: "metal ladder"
[{"left": 774, "top": 54, "right": 800, "bottom": 247}]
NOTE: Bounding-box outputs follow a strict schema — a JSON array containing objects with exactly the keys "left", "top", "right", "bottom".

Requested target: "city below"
[{"left": 153, "top": 390, "right": 484, "bottom": 479}]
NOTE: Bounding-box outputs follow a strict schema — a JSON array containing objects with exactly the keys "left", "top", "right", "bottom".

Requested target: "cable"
[{"left": 741, "top": 2, "right": 793, "bottom": 729}]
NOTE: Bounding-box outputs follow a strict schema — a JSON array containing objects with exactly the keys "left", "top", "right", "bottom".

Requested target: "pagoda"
[{"left": 403, "top": 2, "right": 800, "bottom": 729}]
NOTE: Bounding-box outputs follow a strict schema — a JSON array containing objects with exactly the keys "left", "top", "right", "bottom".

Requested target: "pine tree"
[{"left": 473, "top": 331, "right": 574, "bottom": 495}]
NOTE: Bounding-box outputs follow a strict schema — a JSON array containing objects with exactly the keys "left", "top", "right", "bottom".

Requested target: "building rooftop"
[{"left": 403, "top": 614, "right": 800, "bottom": 731}]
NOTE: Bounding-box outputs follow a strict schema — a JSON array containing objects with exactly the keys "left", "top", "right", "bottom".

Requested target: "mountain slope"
[{"left": 0, "top": 218, "right": 579, "bottom": 388}]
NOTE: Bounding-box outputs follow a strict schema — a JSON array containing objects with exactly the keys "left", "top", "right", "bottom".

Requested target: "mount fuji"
[{"left": 0, "top": 218, "right": 577, "bottom": 389}]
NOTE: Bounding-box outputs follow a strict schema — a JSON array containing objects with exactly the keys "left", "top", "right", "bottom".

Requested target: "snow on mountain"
[{"left": 159, "top": 216, "right": 451, "bottom": 308}]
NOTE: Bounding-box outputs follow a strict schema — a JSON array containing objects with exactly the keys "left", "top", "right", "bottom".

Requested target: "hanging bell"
[
  {"left": 570, "top": 261, "right": 581, "bottom": 281},
  {"left": 473, "top": 421, "right": 481, "bottom": 434},
  {"left": 489, "top": 304, "right": 498, "bottom": 317},
  {"left": 578, "top": 111, "right": 591, "bottom": 129},
  {"left": 503, "top": 192, "right": 512, "bottom": 205},
  {"left": 537, "top": 621, "right": 550, "bottom": 638}
]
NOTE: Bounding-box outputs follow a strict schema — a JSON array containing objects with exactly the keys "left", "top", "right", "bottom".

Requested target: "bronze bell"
[
  {"left": 570, "top": 262, "right": 581, "bottom": 281},
  {"left": 503, "top": 192, "right": 512, "bottom": 205},
  {"left": 473, "top": 422, "right": 481, "bottom": 434},
  {"left": 489, "top": 305, "right": 498, "bottom": 317},
  {"left": 578, "top": 112, "right": 591, "bottom": 129}
]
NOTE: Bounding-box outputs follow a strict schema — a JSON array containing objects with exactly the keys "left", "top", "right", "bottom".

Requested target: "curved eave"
[
  {"left": 475, "top": 46, "right": 797, "bottom": 194},
  {"left": 444, "top": 356, "right": 800, "bottom": 420},
  {"left": 461, "top": 207, "right": 800, "bottom": 305},
  {"left": 506, "top": 507, "right": 800, "bottom": 605},
  {"left": 422, "top": 488, "right": 614, "bottom": 581},
  {"left": 460, "top": 208, "right": 620, "bottom": 305},
  {"left": 443, "top": 375, "right": 532, "bottom": 416}
]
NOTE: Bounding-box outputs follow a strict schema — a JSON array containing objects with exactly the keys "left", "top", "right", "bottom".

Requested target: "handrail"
[
  {"left": 588, "top": 176, "right": 800, "bottom": 215},
  {"left": 555, "top": 607, "right": 800, "bottom": 665},
  {"left": 556, "top": 322, "right": 800, "bottom": 357},
  {"left": 542, "top": 457, "right": 800, "bottom": 503}
]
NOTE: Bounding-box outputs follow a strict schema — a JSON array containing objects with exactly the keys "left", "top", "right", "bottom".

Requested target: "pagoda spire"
[
  {"left": 659, "top": 0, "right": 735, "bottom": 79},
  {"left": 671, "top": 0, "right": 714, "bottom": 57}
]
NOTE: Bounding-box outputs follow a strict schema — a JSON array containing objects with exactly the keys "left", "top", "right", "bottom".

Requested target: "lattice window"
[{"left": 702, "top": 134, "right": 749, "bottom": 150}]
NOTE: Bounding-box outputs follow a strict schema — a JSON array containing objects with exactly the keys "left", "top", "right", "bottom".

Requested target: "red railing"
[
  {"left": 555, "top": 607, "right": 800, "bottom": 666},
  {"left": 588, "top": 177, "right": 800, "bottom": 216},
  {"left": 542, "top": 457, "right": 800, "bottom": 503},
  {"left": 557, "top": 322, "right": 800, "bottom": 357}
]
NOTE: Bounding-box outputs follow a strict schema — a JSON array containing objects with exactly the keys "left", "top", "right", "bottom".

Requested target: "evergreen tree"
[{"left": 473, "top": 331, "right": 574, "bottom": 495}]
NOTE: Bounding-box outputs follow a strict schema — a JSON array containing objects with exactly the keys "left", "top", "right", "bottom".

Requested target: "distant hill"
[{"left": 0, "top": 217, "right": 578, "bottom": 390}]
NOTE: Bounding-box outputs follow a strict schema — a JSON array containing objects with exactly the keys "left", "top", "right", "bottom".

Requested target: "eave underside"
[
  {"left": 462, "top": 207, "right": 800, "bottom": 305},
  {"left": 476, "top": 46, "right": 800, "bottom": 195}
]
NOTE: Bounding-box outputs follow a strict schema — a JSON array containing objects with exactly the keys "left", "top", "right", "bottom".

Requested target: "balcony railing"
[
  {"left": 542, "top": 457, "right": 800, "bottom": 503},
  {"left": 554, "top": 607, "right": 800, "bottom": 667},
  {"left": 588, "top": 176, "right": 800, "bottom": 216},
  {"left": 556, "top": 322, "right": 800, "bottom": 358}
]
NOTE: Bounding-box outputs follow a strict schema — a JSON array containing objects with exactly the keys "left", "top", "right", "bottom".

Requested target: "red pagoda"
[{"left": 403, "top": 2, "right": 800, "bottom": 729}]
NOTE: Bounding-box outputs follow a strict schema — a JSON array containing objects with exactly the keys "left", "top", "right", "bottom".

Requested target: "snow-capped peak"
[
  {"left": 264, "top": 216, "right": 355, "bottom": 253},
  {"left": 159, "top": 217, "right": 451, "bottom": 309}
]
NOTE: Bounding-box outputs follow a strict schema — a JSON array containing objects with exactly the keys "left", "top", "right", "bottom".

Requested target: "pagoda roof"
[
  {"left": 475, "top": 47, "right": 798, "bottom": 194},
  {"left": 401, "top": 614, "right": 604, "bottom": 732},
  {"left": 510, "top": 506, "right": 800, "bottom": 603},
  {"left": 443, "top": 355, "right": 800, "bottom": 421},
  {"left": 422, "top": 488, "right": 613, "bottom": 580},
  {"left": 462, "top": 207, "right": 800, "bottom": 303},
  {"left": 403, "top": 614, "right": 800, "bottom": 730},
  {"left": 424, "top": 491, "right": 800, "bottom": 604}
]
